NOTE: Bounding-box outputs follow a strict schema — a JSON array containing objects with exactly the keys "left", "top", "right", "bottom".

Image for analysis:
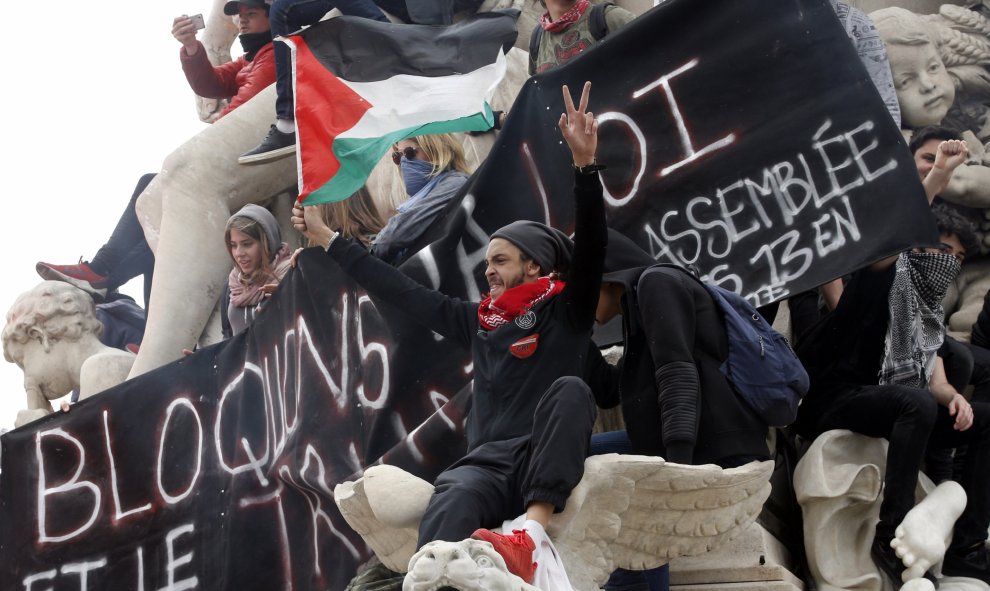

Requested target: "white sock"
[
  {"left": 523, "top": 519, "right": 546, "bottom": 547},
  {"left": 275, "top": 119, "right": 295, "bottom": 134}
]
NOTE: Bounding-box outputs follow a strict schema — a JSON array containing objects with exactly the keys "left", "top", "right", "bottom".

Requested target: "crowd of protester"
[{"left": 19, "top": 0, "right": 990, "bottom": 590}]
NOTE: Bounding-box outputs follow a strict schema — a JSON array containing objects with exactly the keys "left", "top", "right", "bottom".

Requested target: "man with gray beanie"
[{"left": 293, "top": 83, "right": 606, "bottom": 584}]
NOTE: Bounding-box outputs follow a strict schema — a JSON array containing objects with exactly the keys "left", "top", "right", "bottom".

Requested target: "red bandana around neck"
[
  {"left": 540, "top": 0, "right": 590, "bottom": 33},
  {"left": 477, "top": 277, "right": 566, "bottom": 330}
]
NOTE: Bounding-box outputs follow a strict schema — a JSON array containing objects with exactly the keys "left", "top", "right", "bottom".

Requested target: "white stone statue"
[
  {"left": 334, "top": 455, "right": 774, "bottom": 591},
  {"left": 405, "top": 539, "right": 541, "bottom": 591},
  {"left": 1, "top": 282, "right": 135, "bottom": 428},
  {"left": 794, "top": 429, "right": 989, "bottom": 591},
  {"left": 943, "top": 258, "right": 990, "bottom": 341},
  {"left": 872, "top": 6, "right": 990, "bottom": 213},
  {"left": 195, "top": 0, "right": 240, "bottom": 122}
]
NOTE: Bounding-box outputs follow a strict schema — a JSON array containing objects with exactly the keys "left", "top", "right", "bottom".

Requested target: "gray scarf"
[{"left": 879, "top": 252, "right": 960, "bottom": 388}]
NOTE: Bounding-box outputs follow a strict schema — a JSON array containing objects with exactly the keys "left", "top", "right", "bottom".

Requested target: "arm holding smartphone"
[{"left": 172, "top": 14, "right": 205, "bottom": 56}]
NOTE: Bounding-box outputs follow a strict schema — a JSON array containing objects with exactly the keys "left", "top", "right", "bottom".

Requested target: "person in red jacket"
[
  {"left": 174, "top": 0, "right": 276, "bottom": 120},
  {"left": 35, "top": 0, "right": 277, "bottom": 309}
]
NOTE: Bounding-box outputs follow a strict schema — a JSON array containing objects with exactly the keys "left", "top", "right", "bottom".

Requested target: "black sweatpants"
[
  {"left": 811, "top": 382, "right": 990, "bottom": 549},
  {"left": 416, "top": 376, "right": 597, "bottom": 546}
]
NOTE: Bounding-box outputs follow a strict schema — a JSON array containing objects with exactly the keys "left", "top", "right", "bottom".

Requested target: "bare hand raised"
[
  {"left": 934, "top": 139, "right": 969, "bottom": 175},
  {"left": 558, "top": 82, "right": 598, "bottom": 167},
  {"left": 291, "top": 203, "right": 337, "bottom": 249},
  {"left": 172, "top": 15, "right": 200, "bottom": 54}
]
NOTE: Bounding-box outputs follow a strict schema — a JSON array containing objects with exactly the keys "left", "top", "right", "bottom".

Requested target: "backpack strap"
[
  {"left": 528, "top": 23, "right": 543, "bottom": 75},
  {"left": 590, "top": 2, "right": 614, "bottom": 41},
  {"left": 529, "top": 2, "right": 613, "bottom": 74}
]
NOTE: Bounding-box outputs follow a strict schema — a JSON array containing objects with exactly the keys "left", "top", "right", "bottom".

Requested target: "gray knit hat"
[
  {"left": 226, "top": 204, "right": 281, "bottom": 259},
  {"left": 491, "top": 220, "right": 573, "bottom": 275}
]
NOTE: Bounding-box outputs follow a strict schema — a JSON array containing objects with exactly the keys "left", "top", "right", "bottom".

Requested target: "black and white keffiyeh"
[{"left": 879, "top": 252, "right": 961, "bottom": 388}]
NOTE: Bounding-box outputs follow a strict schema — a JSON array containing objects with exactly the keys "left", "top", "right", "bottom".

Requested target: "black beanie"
[{"left": 491, "top": 221, "right": 573, "bottom": 276}]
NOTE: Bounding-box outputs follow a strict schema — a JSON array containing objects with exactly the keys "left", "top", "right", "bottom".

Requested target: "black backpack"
[{"left": 528, "top": 2, "right": 613, "bottom": 74}]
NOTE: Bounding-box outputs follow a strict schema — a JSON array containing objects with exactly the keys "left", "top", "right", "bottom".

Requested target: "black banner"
[
  {"left": 1, "top": 0, "right": 939, "bottom": 589},
  {"left": 405, "top": 0, "right": 937, "bottom": 308},
  {"left": 0, "top": 249, "right": 473, "bottom": 590}
]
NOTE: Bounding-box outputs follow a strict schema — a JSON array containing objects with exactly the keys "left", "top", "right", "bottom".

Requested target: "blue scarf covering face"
[{"left": 400, "top": 158, "right": 437, "bottom": 197}]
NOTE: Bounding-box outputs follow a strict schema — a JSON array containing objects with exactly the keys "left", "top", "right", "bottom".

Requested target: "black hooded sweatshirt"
[{"left": 584, "top": 232, "right": 768, "bottom": 465}]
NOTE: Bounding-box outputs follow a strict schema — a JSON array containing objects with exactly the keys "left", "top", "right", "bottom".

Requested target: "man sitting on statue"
[
  {"left": 794, "top": 213, "right": 990, "bottom": 586},
  {"left": 292, "top": 82, "right": 605, "bottom": 584},
  {"left": 36, "top": 0, "right": 279, "bottom": 307}
]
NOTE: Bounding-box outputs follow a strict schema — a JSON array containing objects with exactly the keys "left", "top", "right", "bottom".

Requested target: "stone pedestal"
[{"left": 669, "top": 523, "right": 803, "bottom": 591}]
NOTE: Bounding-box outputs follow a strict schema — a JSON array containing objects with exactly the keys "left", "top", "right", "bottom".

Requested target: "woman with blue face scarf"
[{"left": 371, "top": 133, "right": 473, "bottom": 265}]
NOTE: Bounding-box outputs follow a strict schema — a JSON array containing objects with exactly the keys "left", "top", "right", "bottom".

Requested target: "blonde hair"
[
  {"left": 405, "top": 133, "right": 473, "bottom": 177},
  {"left": 312, "top": 187, "right": 387, "bottom": 248},
  {"left": 225, "top": 217, "right": 275, "bottom": 285}
]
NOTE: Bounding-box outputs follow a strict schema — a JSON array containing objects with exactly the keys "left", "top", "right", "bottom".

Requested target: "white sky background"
[{"left": 0, "top": 1, "right": 224, "bottom": 431}]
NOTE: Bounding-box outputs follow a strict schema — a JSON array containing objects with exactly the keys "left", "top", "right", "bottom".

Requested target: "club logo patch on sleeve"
[{"left": 510, "top": 334, "right": 539, "bottom": 359}]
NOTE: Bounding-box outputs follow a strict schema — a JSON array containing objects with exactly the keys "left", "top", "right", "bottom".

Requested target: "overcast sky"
[{"left": 0, "top": 1, "right": 221, "bottom": 430}]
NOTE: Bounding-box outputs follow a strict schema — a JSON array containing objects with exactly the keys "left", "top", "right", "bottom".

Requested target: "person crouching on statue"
[{"left": 291, "top": 82, "right": 606, "bottom": 585}]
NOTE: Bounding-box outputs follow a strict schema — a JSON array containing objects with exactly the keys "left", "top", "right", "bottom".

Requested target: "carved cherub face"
[
  {"left": 888, "top": 40, "right": 955, "bottom": 127},
  {"left": 404, "top": 539, "right": 536, "bottom": 591}
]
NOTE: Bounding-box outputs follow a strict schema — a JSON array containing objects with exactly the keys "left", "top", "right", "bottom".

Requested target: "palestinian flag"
[{"left": 285, "top": 12, "right": 518, "bottom": 204}]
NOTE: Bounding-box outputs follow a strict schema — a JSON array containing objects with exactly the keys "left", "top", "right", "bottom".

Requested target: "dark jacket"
[
  {"left": 326, "top": 171, "right": 606, "bottom": 450},
  {"left": 973, "top": 288, "right": 990, "bottom": 350},
  {"left": 584, "top": 235, "right": 767, "bottom": 465}
]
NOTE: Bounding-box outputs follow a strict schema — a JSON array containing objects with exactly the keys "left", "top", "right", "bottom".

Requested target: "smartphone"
[{"left": 190, "top": 13, "right": 206, "bottom": 30}]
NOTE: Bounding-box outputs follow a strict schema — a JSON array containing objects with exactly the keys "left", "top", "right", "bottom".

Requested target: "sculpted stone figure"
[
  {"left": 2, "top": 282, "right": 135, "bottom": 428},
  {"left": 873, "top": 6, "right": 990, "bottom": 215},
  {"left": 334, "top": 456, "right": 773, "bottom": 590},
  {"left": 404, "top": 540, "right": 541, "bottom": 591},
  {"left": 795, "top": 429, "right": 988, "bottom": 591}
]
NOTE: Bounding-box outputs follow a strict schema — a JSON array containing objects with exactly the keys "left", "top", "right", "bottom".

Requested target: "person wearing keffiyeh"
[
  {"left": 293, "top": 83, "right": 607, "bottom": 585},
  {"left": 794, "top": 243, "right": 990, "bottom": 586}
]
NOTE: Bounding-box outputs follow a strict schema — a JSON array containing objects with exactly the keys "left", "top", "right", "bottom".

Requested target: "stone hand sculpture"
[
  {"left": 404, "top": 539, "right": 541, "bottom": 591},
  {"left": 2, "top": 282, "right": 135, "bottom": 428},
  {"left": 335, "top": 455, "right": 773, "bottom": 591}
]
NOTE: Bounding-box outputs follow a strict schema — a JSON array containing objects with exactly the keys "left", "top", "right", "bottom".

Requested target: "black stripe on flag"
[{"left": 296, "top": 11, "right": 519, "bottom": 83}]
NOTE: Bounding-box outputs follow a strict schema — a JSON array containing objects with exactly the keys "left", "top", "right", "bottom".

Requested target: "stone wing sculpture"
[{"left": 335, "top": 455, "right": 773, "bottom": 590}]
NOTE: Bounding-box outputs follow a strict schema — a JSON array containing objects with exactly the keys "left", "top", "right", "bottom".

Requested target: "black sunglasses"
[{"left": 391, "top": 146, "right": 419, "bottom": 165}]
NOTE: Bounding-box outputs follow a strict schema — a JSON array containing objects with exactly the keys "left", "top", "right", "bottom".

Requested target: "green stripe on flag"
[{"left": 301, "top": 105, "right": 494, "bottom": 205}]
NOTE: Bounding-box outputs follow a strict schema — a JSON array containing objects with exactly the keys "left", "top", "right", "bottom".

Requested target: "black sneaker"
[
  {"left": 239, "top": 124, "right": 296, "bottom": 165},
  {"left": 943, "top": 544, "right": 990, "bottom": 584},
  {"left": 871, "top": 536, "right": 940, "bottom": 589}
]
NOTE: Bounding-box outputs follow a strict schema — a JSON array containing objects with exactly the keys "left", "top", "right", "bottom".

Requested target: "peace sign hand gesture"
[{"left": 558, "top": 81, "right": 598, "bottom": 167}]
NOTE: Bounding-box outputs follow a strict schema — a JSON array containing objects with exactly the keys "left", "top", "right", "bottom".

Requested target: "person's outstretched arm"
[
  {"left": 558, "top": 82, "right": 608, "bottom": 330},
  {"left": 292, "top": 205, "right": 476, "bottom": 348}
]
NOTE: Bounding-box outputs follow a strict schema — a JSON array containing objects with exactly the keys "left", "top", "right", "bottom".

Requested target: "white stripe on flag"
[{"left": 337, "top": 50, "right": 506, "bottom": 140}]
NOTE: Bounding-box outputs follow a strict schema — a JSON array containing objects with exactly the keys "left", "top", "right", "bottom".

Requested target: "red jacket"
[{"left": 179, "top": 41, "right": 275, "bottom": 119}]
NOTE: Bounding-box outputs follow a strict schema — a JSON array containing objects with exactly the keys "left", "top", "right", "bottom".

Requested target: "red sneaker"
[
  {"left": 36, "top": 259, "right": 108, "bottom": 299},
  {"left": 471, "top": 528, "right": 537, "bottom": 582}
]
